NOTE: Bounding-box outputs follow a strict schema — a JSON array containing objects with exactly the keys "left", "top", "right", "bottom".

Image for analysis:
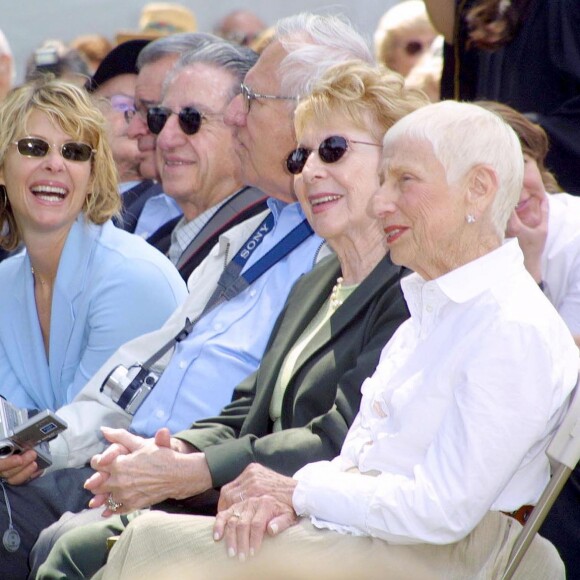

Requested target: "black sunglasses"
[
  {"left": 286, "top": 135, "right": 381, "bottom": 175},
  {"left": 12, "top": 137, "right": 94, "bottom": 162},
  {"left": 147, "top": 106, "right": 206, "bottom": 135}
]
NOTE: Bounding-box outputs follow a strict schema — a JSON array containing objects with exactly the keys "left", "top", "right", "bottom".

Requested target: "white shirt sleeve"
[{"left": 293, "top": 320, "right": 577, "bottom": 544}]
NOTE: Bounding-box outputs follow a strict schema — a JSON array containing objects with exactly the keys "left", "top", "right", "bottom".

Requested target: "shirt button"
[
  {"left": 249, "top": 289, "right": 257, "bottom": 297},
  {"left": 426, "top": 305, "right": 433, "bottom": 313},
  {"left": 155, "top": 409, "right": 165, "bottom": 419},
  {"left": 179, "top": 360, "right": 187, "bottom": 369}
]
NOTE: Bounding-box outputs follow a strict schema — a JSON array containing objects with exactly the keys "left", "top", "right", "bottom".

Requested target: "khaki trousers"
[{"left": 97, "top": 511, "right": 564, "bottom": 580}]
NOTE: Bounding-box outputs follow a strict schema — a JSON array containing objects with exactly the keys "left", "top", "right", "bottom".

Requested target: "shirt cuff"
[{"left": 293, "top": 462, "right": 377, "bottom": 533}]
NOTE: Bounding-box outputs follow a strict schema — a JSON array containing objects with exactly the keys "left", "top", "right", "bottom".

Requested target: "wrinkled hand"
[
  {"left": 85, "top": 427, "right": 208, "bottom": 516},
  {"left": 213, "top": 495, "right": 298, "bottom": 561},
  {"left": 0, "top": 451, "right": 43, "bottom": 485},
  {"left": 506, "top": 196, "right": 548, "bottom": 282},
  {"left": 218, "top": 463, "right": 298, "bottom": 512}
]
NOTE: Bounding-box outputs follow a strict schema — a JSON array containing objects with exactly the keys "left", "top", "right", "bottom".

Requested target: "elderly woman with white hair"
[{"left": 95, "top": 101, "right": 577, "bottom": 579}]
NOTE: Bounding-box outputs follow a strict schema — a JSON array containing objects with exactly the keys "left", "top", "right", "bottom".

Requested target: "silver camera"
[
  {"left": 0, "top": 398, "right": 68, "bottom": 469},
  {"left": 101, "top": 364, "right": 161, "bottom": 415}
]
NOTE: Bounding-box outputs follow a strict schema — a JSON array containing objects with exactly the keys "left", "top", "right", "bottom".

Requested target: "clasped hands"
[
  {"left": 84, "top": 426, "right": 210, "bottom": 516},
  {"left": 86, "top": 429, "right": 300, "bottom": 560}
]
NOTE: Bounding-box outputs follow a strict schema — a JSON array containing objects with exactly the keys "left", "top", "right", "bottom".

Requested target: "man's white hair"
[{"left": 274, "top": 13, "right": 374, "bottom": 98}]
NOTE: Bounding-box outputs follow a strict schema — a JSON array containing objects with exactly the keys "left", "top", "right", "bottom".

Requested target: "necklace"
[
  {"left": 31, "top": 266, "right": 46, "bottom": 286},
  {"left": 329, "top": 276, "right": 344, "bottom": 311}
]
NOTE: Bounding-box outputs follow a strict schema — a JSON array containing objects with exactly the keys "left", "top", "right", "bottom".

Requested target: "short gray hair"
[
  {"left": 165, "top": 42, "right": 258, "bottom": 101},
  {"left": 136, "top": 32, "right": 221, "bottom": 70},
  {"left": 384, "top": 101, "right": 523, "bottom": 237},
  {"left": 274, "top": 13, "right": 374, "bottom": 97}
]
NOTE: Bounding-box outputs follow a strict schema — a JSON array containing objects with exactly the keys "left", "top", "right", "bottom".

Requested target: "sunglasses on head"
[
  {"left": 286, "top": 135, "right": 381, "bottom": 175},
  {"left": 12, "top": 137, "right": 95, "bottom": 162},
  {"left": 147, "top": 106, "right": 205, "bottom": 135}
]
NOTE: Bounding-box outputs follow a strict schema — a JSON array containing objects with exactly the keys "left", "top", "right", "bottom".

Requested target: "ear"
[{"left": 466, "top": 164, "right": 498, "bottom": 214}]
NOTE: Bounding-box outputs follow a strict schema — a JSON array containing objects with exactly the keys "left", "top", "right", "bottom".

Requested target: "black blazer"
[{"left": 177, "top": 253, "right": 410, "bottom": 487}]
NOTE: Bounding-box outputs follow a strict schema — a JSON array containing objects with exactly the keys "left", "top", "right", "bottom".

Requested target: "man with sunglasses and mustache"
[{"left": 32, "top": 13, "right": 401, "bottom": 578}]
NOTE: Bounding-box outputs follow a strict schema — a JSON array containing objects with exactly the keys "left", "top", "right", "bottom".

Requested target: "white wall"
[{"left": 3, "top": 0, "right": 399, "bottom": 83}]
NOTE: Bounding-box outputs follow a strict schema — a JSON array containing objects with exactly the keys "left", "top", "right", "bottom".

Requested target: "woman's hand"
[
  {"left": 506, "top": 196, "right": 549, "bottom": 283},
  {"left": 218, "top": 463, "right": 298, "bottom": 512},
  {"left": 0, "top": 451, "right": 43, "bottom": 485},
  {"left": 213, "top": 495, "right": 298, "bottom": 561}
]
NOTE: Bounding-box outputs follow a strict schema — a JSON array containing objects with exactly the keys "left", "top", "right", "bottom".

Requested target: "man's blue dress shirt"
[{"left": 130, "top": 199, "right": 324, "bottom": 436}]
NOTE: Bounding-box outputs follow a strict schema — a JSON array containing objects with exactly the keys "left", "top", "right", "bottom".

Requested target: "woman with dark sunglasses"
[{"left": 0, "top": 78, "right": 186, "bottom": 485}]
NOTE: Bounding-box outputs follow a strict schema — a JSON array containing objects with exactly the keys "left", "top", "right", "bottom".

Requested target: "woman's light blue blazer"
[{"left": 0, "top": 216, "right": 187, "bottom": 411}]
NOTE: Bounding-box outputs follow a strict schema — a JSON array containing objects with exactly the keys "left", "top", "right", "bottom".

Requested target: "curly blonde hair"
[
  {"left": 0, "top": 77, "right": 120, "bottom": 250},
  {"left": 294, "top": 59, "right": 430, "bottom": 143}
]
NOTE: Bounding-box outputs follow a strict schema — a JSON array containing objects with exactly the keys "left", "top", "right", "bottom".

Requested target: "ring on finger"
[
  {"left": 106, "top": 494, "right": 123, "bottom": 512},
  {"left": 232, "top": 509, "right": 242, "bottom": 518},
  {"left": 239, "top": 490, "right": 245, "bottom": 502}
]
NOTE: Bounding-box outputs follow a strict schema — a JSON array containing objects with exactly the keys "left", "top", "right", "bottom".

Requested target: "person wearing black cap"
[{"left": 86, "top": 39, "right": 163, "bottom": 233}]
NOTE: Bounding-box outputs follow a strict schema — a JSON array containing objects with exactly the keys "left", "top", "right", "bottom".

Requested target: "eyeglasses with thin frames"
[{"left": 240, "top": 82, "right": 298, "bottom": 114}]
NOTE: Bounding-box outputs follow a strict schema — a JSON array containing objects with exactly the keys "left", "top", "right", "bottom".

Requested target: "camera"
[
  {"left": 100, "top": 364, "right": 161, "bottom": 415},
  {"left": 0, "top": 398, "right": 68, "bottom": 469}
]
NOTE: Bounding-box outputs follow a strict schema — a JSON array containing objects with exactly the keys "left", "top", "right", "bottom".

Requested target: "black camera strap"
[{"left": 112, "top": 213, "right": 314, "bottom": 411}]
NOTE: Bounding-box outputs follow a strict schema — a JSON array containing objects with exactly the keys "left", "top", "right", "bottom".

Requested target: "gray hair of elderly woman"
[
  {"left": 136, "top": 32, "right": 223, "bottom": 70},
  {"left": 384, "top": 101, "right": 523, "bottom": 238},
  {"left": 163, "top": 41, "right": 259, "bottom": 102},
  {"left": 274, "top": 13, "right": 375, "bottom": 98}
]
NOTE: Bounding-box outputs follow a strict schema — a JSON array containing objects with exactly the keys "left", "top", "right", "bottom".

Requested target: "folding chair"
[{"left": 502, "top": 384, "right": 580, "bottom": 580}]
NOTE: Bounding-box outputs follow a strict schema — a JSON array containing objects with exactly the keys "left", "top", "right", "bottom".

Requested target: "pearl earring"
[{"left": 466, "top": 214, "right": 476, "bottom": 224}]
